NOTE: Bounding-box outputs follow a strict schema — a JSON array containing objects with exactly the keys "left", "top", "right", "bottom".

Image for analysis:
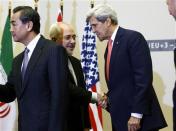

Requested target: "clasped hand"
[{"left": 97, "top": 93, "right": 108, "bottom": 109}]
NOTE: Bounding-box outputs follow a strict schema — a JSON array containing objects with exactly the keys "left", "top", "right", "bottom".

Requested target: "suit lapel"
[
  {"left": 15, "top": 53, "right": 24, "bottom": 97},
  {"left": 68, "top": 56, "right": 78, "bottom": 85},
  {"left": 17, "top": 53, "right": 24, "bottom": 81},
  {"left": 20, "top": 36, "right": 45, "bottom": 96},
  {"left": 110, "top": 27, "right": 124, "bottom": 64},
  {"left": 105, "top": 27, "right": 124, "bottom": 81}
]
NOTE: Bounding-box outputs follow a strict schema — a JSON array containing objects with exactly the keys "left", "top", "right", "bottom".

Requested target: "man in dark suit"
[
  {"left": 166, "top": 0, "right": 176, "bottom": 130},
  {"left": 86, "top": 4, "right": 167, "bottom": 131},
  {"left": 49, "top": 22, "right": 103, "bottom": 131},
  {"left": 0, "top": 6, "right": 68, "bottom": 131}
]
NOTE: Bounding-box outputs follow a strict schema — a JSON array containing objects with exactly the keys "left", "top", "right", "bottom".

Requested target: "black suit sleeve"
[
  {"left": 0, "top": 60, "right": 16, "bottom": 102},
  {"left": 0, "top": 82, "right": 16, "bottom": 102},
  {"left": 48, "top": 45, "right": 69, "bottom": 131},
  {"left": 68, "top": 56, "right": 92, "bottom": 105},
  {"left": 128, "top": 32, "right": 152, "bottom": 114},
  {"left": 69, "top": 81, "right": 92, "bottom": 105},
  {"left": 81, "top": 104, "right": 91, "bottom": 129},
  {"left": 68, "top": 56, "right": 91, "bottom": 129}
]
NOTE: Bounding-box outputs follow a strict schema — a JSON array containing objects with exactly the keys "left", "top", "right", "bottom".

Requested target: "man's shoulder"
[
  {"left": 120, "top": 27, "right": 142, "bottom": 37},
  {"left": 69, "top": 56, "right": 80, "bottom": 63},
  {"left": 39, "top": 36, "right": 65, "bottom": 51}
]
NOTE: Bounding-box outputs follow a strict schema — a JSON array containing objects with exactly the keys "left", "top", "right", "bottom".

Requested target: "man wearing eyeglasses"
[{"left": 49, "top": 22, "right": 104, "bottom": 131}]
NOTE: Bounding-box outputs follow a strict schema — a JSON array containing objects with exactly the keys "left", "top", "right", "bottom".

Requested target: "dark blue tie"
[{"left": 22, "top": 48, "right": 29, "bottom": 79}]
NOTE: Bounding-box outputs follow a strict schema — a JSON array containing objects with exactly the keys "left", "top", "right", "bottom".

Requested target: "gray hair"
[{"left": 86, "top": 4, "right": 118, "bottom": 25}]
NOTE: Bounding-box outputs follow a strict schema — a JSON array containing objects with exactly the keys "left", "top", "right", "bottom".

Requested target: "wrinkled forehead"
[
  {"left": 89, "top": 16, "right": 99, "bottom": 24},
  {"left": 63, "top": 27, "right": 75, "bottom": 36}
]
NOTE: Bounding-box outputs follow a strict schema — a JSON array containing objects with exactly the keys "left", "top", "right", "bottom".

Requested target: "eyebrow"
[
  {"left": 10, "top": 20, "right": 15, "bottom": 24},
  {"left": 64, "top": 34, "right": 76, "bottom": 37}
]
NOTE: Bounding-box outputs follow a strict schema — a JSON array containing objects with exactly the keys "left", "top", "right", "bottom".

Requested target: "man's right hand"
[{"left": 97, "top": 93, "right": 108, "bottom": 109}]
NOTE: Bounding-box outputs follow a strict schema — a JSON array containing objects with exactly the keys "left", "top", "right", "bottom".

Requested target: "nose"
[
  {"left": 10, "top": 25, "right": 13, "bottom": 32},
  {"left": 92, "top": 27, "right": 96, "bottom": 33},
  {"left": 70, "top": 38, "right": 76, "bottom": 46},
  {"left": 69, "top": 35, "right": 76, "bottom": 43}
]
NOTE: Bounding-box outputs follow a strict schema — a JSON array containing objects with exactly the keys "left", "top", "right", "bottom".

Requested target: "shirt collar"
[
  {"left": 26, "top": 33, "right": 41, "bottom": 59},
  {"left": 111, "top": 25, "right": 119, "bottom": 42},
  {"left": 26, "top": 34, "right": 41, "bottom": 51}
]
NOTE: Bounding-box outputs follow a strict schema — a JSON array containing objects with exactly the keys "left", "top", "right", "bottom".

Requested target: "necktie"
[
  {"left": 22, "top": 48, "right": 29, "bottom": 80},
  {"left": 106, "top": 39, "right": 113, "bottom": 80}
]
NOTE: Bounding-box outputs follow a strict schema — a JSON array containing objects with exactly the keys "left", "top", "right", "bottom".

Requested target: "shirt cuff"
[
  {"left": 91, "top": 92, "right": 97, "bottom": 103},
  {"left": 131, "top": 113, "right": 143, "bottom": 119}
]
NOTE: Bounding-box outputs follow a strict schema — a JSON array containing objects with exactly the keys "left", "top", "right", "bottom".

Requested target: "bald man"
[{"left": 49, "top": 22, "right": 103, "bottom": 131}]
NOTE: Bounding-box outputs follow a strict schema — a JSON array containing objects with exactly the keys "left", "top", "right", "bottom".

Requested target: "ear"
[
  {"left": 106, "top": 17, "right": 112, "bottom": 26},
  {"left": 26, "top": 21, "right": 33, "bottom": 32}
]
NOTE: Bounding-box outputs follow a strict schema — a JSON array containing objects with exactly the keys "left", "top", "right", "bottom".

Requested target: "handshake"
[{"left": 96, "top": 93, "right": 108, "bottom": 109}]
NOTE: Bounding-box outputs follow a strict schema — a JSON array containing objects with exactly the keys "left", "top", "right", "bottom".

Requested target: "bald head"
[
  {"left": 49, "top": 22, "right": 76, "bottom": 55},
  {"left": 58, "top": 22, "right": 74, "bottom": 32}
]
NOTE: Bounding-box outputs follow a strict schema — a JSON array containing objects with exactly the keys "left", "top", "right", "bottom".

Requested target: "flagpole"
[
  {"left": 80, "top": 1, "right": 103, "bottom": 130},
  {"left": 60, "top": 0, "right": 63, "bottom": 16},
  {"left": 34, "top": 0, "right": 39, "bottom": 11},
  {"left": 0, "top": 1, "right": 17, "bottom": 130},
  {"left": 91, "top": 0, "right": 94, "bottom": 8},
  {"left": 8, "top": 0, "right": 11, "bottom": 17}
]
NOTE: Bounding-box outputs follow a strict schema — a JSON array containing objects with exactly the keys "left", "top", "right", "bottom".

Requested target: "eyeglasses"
[{"left": 63, "top": 34, "right": 77, "bottom": 41}]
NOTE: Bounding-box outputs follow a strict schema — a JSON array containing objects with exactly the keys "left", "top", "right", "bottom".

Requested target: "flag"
[
  {"left": 80, "top": 21, "right": 103, "bottom": 131},
  {"left": 57, "top": 8, "right": 62, "bottom": 22},
  {"left": 0, "top": 15, "right": 17, "bottom": 131}
]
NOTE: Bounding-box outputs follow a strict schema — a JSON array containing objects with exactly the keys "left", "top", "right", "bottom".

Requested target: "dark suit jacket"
[
  {"left": 105, "top": 27, "right": 167, "bottom": 131},
  {"left": 0, "top": 36, "right": 68, "bottom": 131},
  {"left": 68, "top": 56, "right": 91, "bottom": 131}
]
